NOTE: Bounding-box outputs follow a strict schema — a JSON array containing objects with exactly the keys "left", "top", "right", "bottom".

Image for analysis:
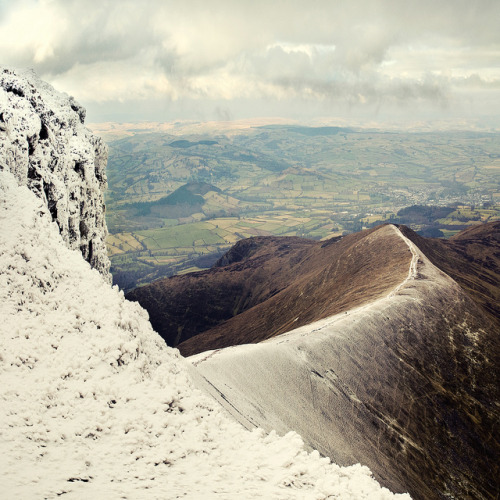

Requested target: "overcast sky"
[{"left": 1, "top": 0, "right": 499, "bottom": 127}]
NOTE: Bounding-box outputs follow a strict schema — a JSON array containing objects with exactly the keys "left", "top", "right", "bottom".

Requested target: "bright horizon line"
[{"left": 87, "top": 116, "right": 500, "bottom": 135}]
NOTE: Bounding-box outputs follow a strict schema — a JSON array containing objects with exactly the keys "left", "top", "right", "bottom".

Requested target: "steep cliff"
[{"left": 0, "top": 67, "right": 110, "bottom": 278}]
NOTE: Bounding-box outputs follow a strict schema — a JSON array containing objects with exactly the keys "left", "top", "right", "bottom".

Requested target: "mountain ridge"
[
  {"left": 190, "top": 223, "right": 500, "bottom": 499},
  {"left": 127, "top": 225, "right": 413, "bottom": 354},
  {"left": 128, "top": 222, "right": 500, "bottom": 358},
  {"left": 127, "top": 220, "right": 500, "bottom": 498}
]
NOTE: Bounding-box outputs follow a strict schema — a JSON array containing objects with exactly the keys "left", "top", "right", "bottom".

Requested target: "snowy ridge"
[
  {"left": 0, "top": 169, "right": 409, "bottom": 498},
  {"left": 0, "top": 67, "right": 110, "bottom": 278},
  {"left": 387, "top": 224, "right": 419, "bottom": 297},
  {"left": 190, "top": 224, "right": 424, "bottom": 363},
  {"left": 189, "top": 224, "right": 474, "bottom": 496}
]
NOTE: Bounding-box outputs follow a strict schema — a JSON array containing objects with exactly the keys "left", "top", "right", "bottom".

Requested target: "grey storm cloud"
[
  {"left": 270, "top": 72, "right": 450, "bottom": 107},
  {"left": 1, "top": 0, "right": 499, "bottom": 123}
]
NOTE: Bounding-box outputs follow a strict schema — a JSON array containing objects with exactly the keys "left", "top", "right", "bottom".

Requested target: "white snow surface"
[{"left": 0, "top": 171, "right": 409, "bottom": 499}]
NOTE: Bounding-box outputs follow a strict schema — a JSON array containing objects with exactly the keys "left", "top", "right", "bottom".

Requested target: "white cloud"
[{"left": 1, "top": 0, "right": 499, "bottom": 124}]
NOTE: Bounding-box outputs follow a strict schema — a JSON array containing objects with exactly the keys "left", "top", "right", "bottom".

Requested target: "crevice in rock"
[
  {"left": 68, "top": 218, "right": 78, "bottom": 244},
  {"left": 74, "top": 161, "right": 85, "bottom": 180},
  {"left": 27, "top": 165, "right": 40, "bottom": 181},
  {"left": 88, "top": 239, "right": 93, "bottom": 264},
  {"left": 39, "top": 123, "right": 49, "bottom": 140},
  {"left": 28, "top": 135, "right": 36, "bottom": 155},
  {"left": 43, "top": 182, "right": 58, "bottom": 222},
  {"left": 79, "top": 220, "right": 89, "bottom": 239}
]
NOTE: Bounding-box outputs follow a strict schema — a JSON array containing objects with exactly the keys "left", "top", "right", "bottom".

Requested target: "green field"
[{"left": 103, "top": 125, "right": 500, "bottom": 290}]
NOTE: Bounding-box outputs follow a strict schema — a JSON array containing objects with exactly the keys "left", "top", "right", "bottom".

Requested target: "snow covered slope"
[
  {"left": 190, "top": 225, "right": 500, "bottom": 500},
  {"left": 0, "top": 67, "right": 109, "bottom": 278},
  {"left": 0, "top": 71, "right": 408, "bottom": 498}
]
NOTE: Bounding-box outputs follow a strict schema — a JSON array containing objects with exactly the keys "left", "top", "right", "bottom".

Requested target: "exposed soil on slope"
[{"left": 127, "top": 225, "right": 411, "bottom": 356}]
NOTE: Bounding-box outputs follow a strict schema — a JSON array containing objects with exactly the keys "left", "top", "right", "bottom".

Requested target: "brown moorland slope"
[
  {"left": 127, "top": 225, "right": 411, "bottom": 355},
  {"left": 180, "top": 224, "right": 412, "bottom": 355},
  {"left": 126, "top": 236, "right": 317, "bottom": 346}
]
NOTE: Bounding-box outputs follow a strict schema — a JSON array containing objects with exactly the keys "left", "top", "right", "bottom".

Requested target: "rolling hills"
[{"left": 102, "top": 123, "right": 500, "bottom": 290}]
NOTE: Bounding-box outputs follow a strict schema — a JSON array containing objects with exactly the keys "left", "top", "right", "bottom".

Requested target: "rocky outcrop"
[{"left": 0, "top": 67, "right": 110, "bottom": 279}]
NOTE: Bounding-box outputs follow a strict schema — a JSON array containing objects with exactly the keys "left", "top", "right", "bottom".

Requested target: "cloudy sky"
[{"left": 1, "top": 0, "right": 499, "bottom": 127}]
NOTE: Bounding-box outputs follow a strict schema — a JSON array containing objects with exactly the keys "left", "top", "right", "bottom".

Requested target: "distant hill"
[
  {"left": 169, "top": 139, "right": 218, "bottom": 148},
  {"left": 258, "top": 124, "right": 353, "bottom": 136},
  {"left": 125, "top": 181, "right": 221, "bottom": 217},
  {"left": 369, "top": 204, "right": 484, "bottom": 237}
]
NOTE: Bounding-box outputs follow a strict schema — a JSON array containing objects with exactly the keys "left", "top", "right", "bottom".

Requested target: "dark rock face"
[{"left": 0, "top": 68, "right": 110, "bottom": 279}]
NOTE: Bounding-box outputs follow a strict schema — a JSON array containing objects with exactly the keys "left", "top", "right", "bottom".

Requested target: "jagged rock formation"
[
  {"left": 0, "top": 67, "right": 110, "bottom": 278},
  {"left": 190, "top": 224, "right": 500, "bottom": 500}
]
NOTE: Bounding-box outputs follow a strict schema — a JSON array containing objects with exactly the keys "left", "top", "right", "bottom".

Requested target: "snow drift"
[{"left": 0, "top": 69, "right": 408, "bottom": 498}]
